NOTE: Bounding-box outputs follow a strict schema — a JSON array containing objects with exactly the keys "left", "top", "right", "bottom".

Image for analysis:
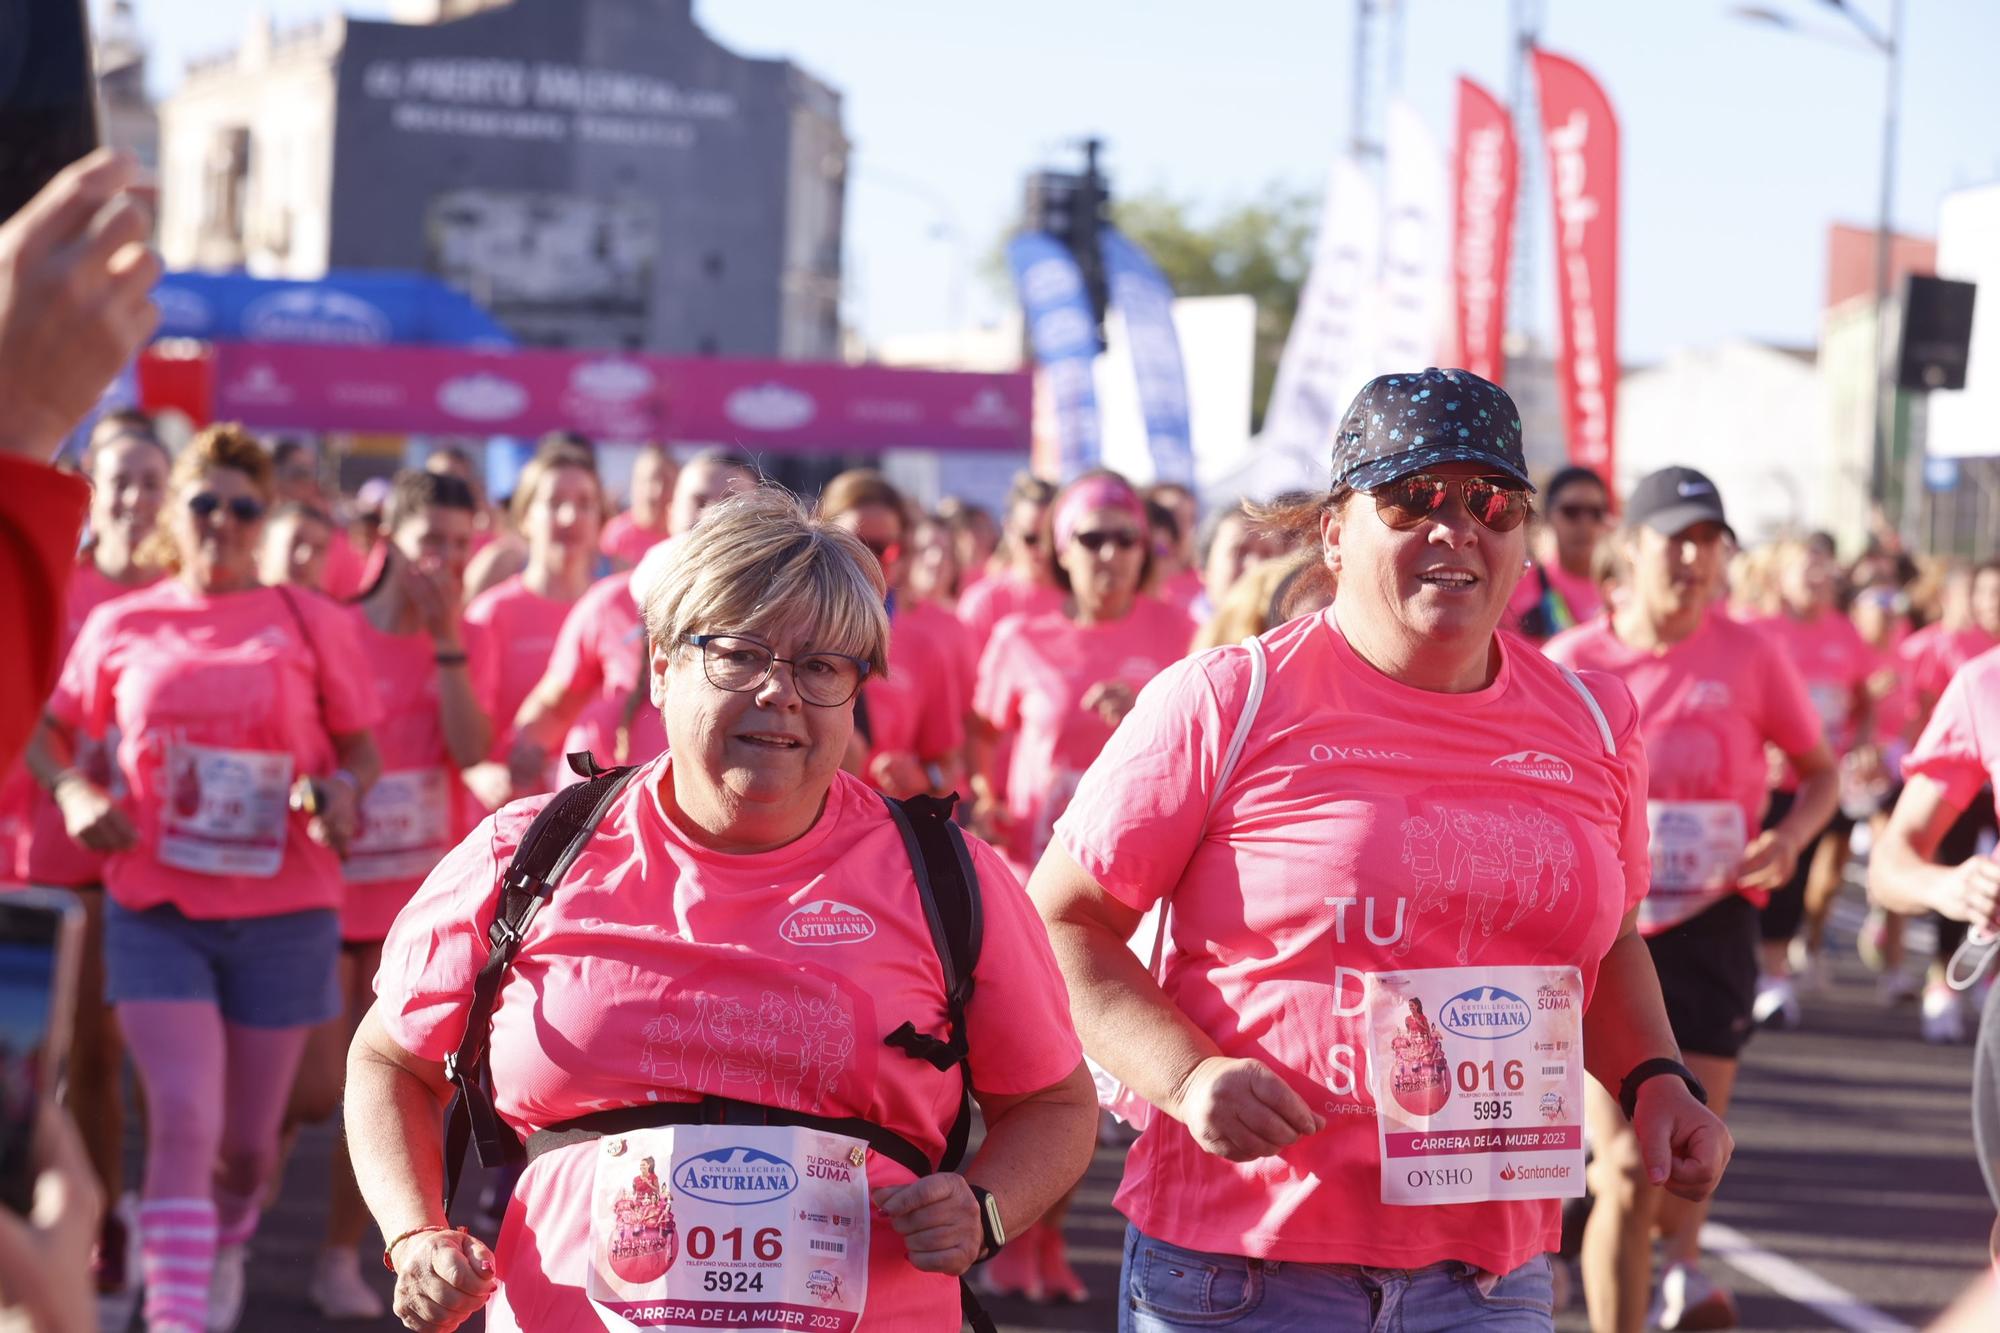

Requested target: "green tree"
[{"left": 1111, "top": 185, "right": 1316, "bottom": 431}]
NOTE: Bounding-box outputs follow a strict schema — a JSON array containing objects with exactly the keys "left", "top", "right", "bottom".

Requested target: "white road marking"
[{"left": 1702, "top": 1220, "right": 1920, "bottom": 1333}]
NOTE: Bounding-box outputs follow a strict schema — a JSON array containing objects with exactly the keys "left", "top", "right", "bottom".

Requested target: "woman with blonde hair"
[
  {"left": 348, "top": 487, "right": 1094, "bottom": 1331},
  {"left": 34, "top": 423, "right": 383, "bottom": 1333}
]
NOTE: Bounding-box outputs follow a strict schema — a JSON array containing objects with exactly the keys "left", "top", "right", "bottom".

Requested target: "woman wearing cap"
[
  {"left": 1546, "top": 466, "right": 1836, "bottom": 1333},
  {"left": 347, "top": 488, "right": 1096, "bottom": 1333},
  {"left": 1035, "top": 369, "right": 1731, "bottom": 1332},
  {"left": 1509, "top": 465, "right": 1612, "bottom": 641},
  {"left": 34, "top": 424, "right": 384, "bottom": 1333}
]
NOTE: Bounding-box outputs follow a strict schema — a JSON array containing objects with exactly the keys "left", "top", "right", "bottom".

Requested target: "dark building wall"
[{"left": 326, "top": 0, "right": 835, "bottom": 356}]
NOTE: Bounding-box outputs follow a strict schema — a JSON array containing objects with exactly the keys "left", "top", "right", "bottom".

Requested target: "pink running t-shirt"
[
  {"left": 897, "top": 599, "right": 977, "bottom": 724},
  {"left": 8, "top": 562, "right": 159, "bottom": 886},
  {"left": 1906, "top": 623, "right": 2000, "bottom": 714},
  {"left": 1903, "top": 644, "right": 2000, "bottom": 815},
  {"left": 1753, "top": 611, "right": 1875, "bottom": 762},
  {"left": 975, "top": 597, "right": 1192, "bottom": 874},
  {"left": 955, "top": 572, "right": 1061, "bottom": 657},
  {"left": 1053, "top": 610, "right": 1647, "bottom": 1275},
  {"left": 463, "top": 575, "right": 579, "bottom": 766},
  {"left": 599, "top": 512, "right": 669, "bottom": 570},
  {"left": 373, "top": 759, "right": 1082, "bottom": 1332},
  {"left": 1546, "top": 611, "right": 1821, "bottom": 929},
  {"left": 47, "top": 581, "right": 381, "bottom": 919},
  {"left": 342, "top": 612, "right": 463, "bottom": 942}
]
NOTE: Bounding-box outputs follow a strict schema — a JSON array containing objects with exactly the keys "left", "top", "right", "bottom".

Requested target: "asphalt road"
[{"left": 97, "top": 879, "right": 1989, "bottom": 1331}]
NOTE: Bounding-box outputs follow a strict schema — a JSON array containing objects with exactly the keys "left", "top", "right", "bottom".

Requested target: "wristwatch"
[
  {"left": 1618, "top": 1057, "right": 1708, "bottom": 1121},
  {"left": 968, "top": 1184, "right": 1006, "bottom": 1263}
]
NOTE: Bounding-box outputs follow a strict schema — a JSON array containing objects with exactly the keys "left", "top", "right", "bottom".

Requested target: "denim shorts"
[
  {"left": 103, "top": 900, "right": 341, "bottom": 1029},
  {"left": 1121, "top": 1226, "right": 1555, "bottom": 1332}
]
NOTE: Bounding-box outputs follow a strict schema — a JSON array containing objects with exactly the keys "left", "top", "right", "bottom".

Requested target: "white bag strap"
[
  {"left": 1557, "top": 662, "right": 1616, "bottom": 758},
  {"left": 1147, "top": 635, "right": 1268, "bottom": 975}
]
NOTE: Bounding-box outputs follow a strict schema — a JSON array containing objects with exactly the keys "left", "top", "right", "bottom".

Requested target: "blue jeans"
[{"left": 1120, "top": 1226, "right": 1555, "bottom": 1332}]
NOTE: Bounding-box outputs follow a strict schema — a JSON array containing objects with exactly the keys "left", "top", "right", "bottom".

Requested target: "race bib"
[
  {"left": 1644, "top": 802, "right": 1747, "bottom": 932},
  {"left": 1364, "top": 966, "right": 1585, "bottom": 1205},
  {"left": 346, "top": 768, "right": 450, "bottom": 883},
  {"left": 158, "top": 742, "right": 292, "bottom": 878},
  {"left": 586, "top": 1125, "right": 869, "bottom": 1333},
  {"left": 1807, "top": 682, "right": 1848, "bottom": 741}
]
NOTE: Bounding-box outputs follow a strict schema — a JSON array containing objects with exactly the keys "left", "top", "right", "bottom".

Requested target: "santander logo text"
[{"left": 779, "top": 901, "right": 877, "bottom": 946}]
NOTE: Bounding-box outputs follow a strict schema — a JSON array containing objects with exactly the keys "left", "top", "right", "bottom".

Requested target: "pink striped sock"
[{"left": 140, "top": 1197, "right": 215, "bottom": 1333}]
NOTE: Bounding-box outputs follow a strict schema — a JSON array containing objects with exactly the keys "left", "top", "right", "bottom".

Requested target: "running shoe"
[
  {"left": 1922, "top": 982, "right": 1971, "bottom": 1045},
  {"left": 1752, "top": 976, "right": 1802, "bottom": 1030},
  {"left": 207, "top": 1242, "right": 247, "bottom": 1332},
  {"left": 1876, "top": 967, "right": 1922, "bottom": 1007},
  {"left": 1787, "top": 939, "right": 1833, "bottom": 996},
  {"left": 1654, "top": 1261, "right": 1739, "bottom": 1331},
  {"left": 308, "top": 1248, "right": 388, "bottom": 1321}
]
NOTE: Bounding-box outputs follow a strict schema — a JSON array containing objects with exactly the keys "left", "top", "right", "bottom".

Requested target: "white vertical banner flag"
[
  {"left": 1259, "top": 155, "right": 1382, "bottom": 476},
  {"left": 1381, "top": 100, "right": 1455, "bottom": 372}
]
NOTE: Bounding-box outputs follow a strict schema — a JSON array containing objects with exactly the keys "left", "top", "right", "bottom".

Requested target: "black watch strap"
[
  {"left": 969, "top": 1184, "right": 1003, "bottom": 1263},
  {"left": 1619, "top": 1057, "right": 1708, "bottom": 1121}
]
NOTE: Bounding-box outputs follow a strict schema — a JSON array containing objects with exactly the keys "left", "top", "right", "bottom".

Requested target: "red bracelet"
[{"left": 383, "top": 1224, "right": 462, "bottom": 1272}]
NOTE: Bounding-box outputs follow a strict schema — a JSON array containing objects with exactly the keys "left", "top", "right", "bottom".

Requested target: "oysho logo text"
[
  {"left": 1406, "top": 1167, "right": 1475, "bottom": 1189},
  {"left": 1310, "top": 744, "right": 1414, "bottom": 764}
]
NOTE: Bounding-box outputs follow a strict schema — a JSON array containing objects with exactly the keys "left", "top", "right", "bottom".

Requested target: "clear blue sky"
[{"left": 131, "top": 0, "right": 2000, "bottom": 364}]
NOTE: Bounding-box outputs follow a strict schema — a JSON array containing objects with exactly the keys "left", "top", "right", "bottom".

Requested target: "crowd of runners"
[{"left": 4, "top": 155, "right": 2000, "bottom": 1333}]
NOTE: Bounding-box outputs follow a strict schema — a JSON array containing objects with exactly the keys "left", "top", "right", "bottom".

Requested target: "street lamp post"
[{"left": 1734, "top": 0, "right": 1904, "bottom": 521}]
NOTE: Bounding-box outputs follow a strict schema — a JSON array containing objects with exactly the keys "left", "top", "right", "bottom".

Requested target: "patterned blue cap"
[{"left": 1330, "top": 368, "right": 1533, "bottom": 493}]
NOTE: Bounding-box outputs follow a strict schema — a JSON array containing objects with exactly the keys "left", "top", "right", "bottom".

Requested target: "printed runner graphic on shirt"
[
  {"left": 1364, "top": 965, "right": 1585, "bottom": 1205},
  {"left": 639, "top": 987, "right": 859, "bottom": 1114},
  {"left": 586, "top": 1125, "right": 869, "bottom": 1332},
  {"left": 1390, "top": 803, "right": 1579, "bottom": 963}
]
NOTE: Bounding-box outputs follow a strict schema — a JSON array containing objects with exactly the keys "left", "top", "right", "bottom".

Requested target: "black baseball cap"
[
  {"left": 1625, "top": 466, "right": 1735, "bottom": 541},
  {"left": 1329, "top": 368, "right": 1532, "bottom": 493}
]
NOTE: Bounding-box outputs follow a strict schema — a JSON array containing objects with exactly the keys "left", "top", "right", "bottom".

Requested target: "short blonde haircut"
[
  {"left": 642, "top": 487, "right": 890, "bottom": 678},
  {"left": 136, "top": 423, "right": 274, "bottom": 573}
]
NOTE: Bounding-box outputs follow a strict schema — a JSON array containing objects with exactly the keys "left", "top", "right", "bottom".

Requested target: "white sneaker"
[
  {"left": 1787, "top": 939, "right": 1833, "bottom": 996},
  {"left": 308, "top": 1248, "right": 387, "bottom": 1321},
  {"left": 1922, "top": 983, "right": 1970, "bottom": 1044},
  {"left": 206, "top": 1243, "right": 246, "bottom": 1333},
  {"left": 1752, "top": 976, "right": 1801, "bottom": 1030},
  {"left": 1876, "top": 967, "right": 1922, "bottom": 1007},
  {"left": 1654, "top": 1261, "right": 1739, "bottom": 1330}
]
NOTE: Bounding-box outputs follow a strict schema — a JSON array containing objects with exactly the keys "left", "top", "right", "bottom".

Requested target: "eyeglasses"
[
  {"left": 683, "top": 634, "right": 871, "bottom": 707},
  {"left": 187, "top": 493, "right": 266, "bottom": 523},
  {"left": 1369, "top": 474, "right": 1531, "bottom": 534},
  {"left": 1071, "top": 529, "right": 1142, "bottom": 554},
  {"left": 1555, "top": 502, "right": 1609, "bottom": 524}
]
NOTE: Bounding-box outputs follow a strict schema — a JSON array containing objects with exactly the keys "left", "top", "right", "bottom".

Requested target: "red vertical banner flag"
[
  {"left": 1451, "top": 77, "right": 1517, "bottom": 385},
  {"left": 1532, "top": 48, "right": 1619, "bottom": 476}
]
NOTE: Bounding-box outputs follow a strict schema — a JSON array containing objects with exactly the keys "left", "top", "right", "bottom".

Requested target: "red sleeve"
[{"left": 0, "top": 457, "right": 88, "bottom": 771}]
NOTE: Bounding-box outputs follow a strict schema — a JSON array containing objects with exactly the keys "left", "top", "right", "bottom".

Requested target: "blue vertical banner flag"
[
  {"left": 1100, "top": 228, "right": 1195, "bottom": 487},
  {"left": 1008, "top": 232, "right": 1103, "bottom": 479}
]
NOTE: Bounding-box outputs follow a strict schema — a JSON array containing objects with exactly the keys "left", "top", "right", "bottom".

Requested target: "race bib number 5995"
[{"left": 1364, "top": 965, "right": 1586, "bottom": 1205}]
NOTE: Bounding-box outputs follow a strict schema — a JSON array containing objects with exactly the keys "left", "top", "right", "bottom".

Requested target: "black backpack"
[{"left": 439, "top": 754, "right": 993, "bottom": 1330}]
